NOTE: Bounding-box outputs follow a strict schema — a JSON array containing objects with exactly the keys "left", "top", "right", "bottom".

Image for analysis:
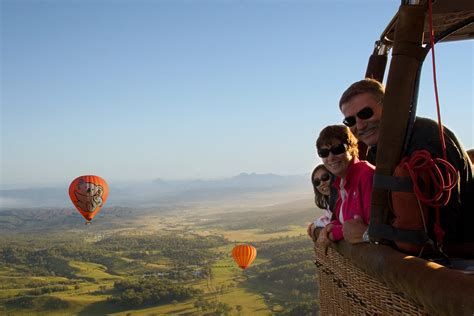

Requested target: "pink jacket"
[{"left": 330, "top": 158, "right": 375, "bottom": 241}]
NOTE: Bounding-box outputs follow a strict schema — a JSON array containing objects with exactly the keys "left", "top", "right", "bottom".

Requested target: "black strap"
[
  {"left": 373, "top": 174, "right": 413, "bottom": 192},
  {"left": 369, "top": 223, "right": 430, "bottom": 245}
]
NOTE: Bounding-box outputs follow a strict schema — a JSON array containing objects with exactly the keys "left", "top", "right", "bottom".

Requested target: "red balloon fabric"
[{"left": 232, "top": 244, "right": 257, "bottom": 270}]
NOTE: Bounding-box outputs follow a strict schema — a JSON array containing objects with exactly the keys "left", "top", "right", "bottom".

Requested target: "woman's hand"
[
  {"left": 307, "top": 223, "right": 316, "bottom": 239},
  {"left": 317, "top": 224, "right": 333, "bottom": 254}
]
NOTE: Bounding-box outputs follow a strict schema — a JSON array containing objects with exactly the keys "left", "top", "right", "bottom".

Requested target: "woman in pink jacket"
[{"left": 315, "top": 125, "right": 375, "bottom": 250}]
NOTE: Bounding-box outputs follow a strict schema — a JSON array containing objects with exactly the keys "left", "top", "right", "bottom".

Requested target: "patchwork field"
[{"left": 0, "top": 200, "right": 322, "bottom": 315}]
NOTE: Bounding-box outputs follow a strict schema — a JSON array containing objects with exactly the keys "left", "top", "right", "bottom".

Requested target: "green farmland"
[{"left": 0, "top": 202, "right": 322, "bottom": 315}]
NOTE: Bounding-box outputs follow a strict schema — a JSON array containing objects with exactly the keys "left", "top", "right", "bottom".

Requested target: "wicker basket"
[{"left": 315, "top": 243, "right": 427, "bottom": 315}]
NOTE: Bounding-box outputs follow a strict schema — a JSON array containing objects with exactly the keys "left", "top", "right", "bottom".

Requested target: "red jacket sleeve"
[
  {"left": 330, "top": 222, "right": 344, "bottom": 241},
  {"left": 359, "top": 166, "right": 374, "bottom": 224}
]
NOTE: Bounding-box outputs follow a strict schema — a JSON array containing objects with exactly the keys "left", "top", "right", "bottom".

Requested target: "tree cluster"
[
  {"left": 24, "top": 285, "right": 69, "bottom": 296},
  {"left": 0, "top": 246, "right": 77, "bottom": 277},
  {"left": 110, "top": 277, "right": 202, "bottom": 307},
  {"left": 194, "top": 298, "right": 234, "bottom": 315}
]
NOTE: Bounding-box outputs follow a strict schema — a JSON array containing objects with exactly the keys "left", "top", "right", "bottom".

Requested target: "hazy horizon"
[
  {"left": 0, "top": 172, "right": 312, "bottom": 209},
  {"left": 0, "top": 171, "right": 308, "bottom": 190}
]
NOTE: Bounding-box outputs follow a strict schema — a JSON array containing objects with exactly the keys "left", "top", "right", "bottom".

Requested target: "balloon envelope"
[
  {"left": 69, "top": 175, "right": 109, "bottom": 222},
  {"left": 232, "top": 244, "right": 257, "bottom": 270}
]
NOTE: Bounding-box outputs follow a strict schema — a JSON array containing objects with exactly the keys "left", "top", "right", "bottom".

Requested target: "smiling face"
[
  {"left": 312, "top": 168, "right": 331, "bottom": 196},
  {"left": 340, "top": 92, "right": 383, "bottom": 147},
  {"left": 320, "top": 139, "right": 353, "bottom": 178}
]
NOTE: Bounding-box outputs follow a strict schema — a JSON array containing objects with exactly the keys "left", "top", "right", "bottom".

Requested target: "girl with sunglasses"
[
  {"left": 307, "top": 164, "right": 338, "bottom": 240},
  {"left": 315, "top": 125, "right": 375, "bottom": 250}
]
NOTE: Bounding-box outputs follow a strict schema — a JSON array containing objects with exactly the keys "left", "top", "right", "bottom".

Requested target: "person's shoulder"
[
  {"left": 351, "top": 161, "right": 375, "bottom": 186},
  {"left": 353, "top": 160, "right": 375, "bottom": 173},
  {"left": 414, "top": 116, "right": 435, "bottom": 124},
  {"left": 411, "top": 116, "right": 461, "bottom": 149},
  {"left": 413, "top": 116, "right": 438, "bottom": 130},
  {"left": 413, "top": 116, "right": 455, "bottom": 134},
  {"left": 354, "top": 159, "right": 375, "bottom": 169},
  {"left": 346, "top": 158, "right": 374, "bottom": 181}
]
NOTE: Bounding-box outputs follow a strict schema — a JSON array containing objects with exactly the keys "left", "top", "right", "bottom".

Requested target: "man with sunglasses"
[{"left": 338, "top": 78, "right": 474, "bottom": 252}]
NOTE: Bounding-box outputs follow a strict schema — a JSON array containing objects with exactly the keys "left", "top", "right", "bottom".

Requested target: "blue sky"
[{"left": 1, "top": 0, "right": 473, "bottom": 189}]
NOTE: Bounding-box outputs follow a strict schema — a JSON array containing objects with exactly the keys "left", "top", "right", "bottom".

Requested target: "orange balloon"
[
  {"left": 232, "top": 244, "right": 257, "bottom": 270},
  {"left": 69, "top": 175, "right": 109, "bottom": 222}
]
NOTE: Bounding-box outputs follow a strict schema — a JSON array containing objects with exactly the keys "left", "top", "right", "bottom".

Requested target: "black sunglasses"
[
  {"left": 318, "top": 143, "right": 347, "bottom": 158},
  {"left": 312, "top": 172, "right": 330, "bottom": 187},
  {"left": 343, "top": 106, "right": 374, "bottom": 127}
]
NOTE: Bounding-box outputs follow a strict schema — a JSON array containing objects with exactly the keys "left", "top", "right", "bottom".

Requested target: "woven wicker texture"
[{"left": 315, "top": 244, "right": 427, "bottom": 315}]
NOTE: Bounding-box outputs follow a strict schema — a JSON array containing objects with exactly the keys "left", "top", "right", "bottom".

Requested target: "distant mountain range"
[{"left": 0, "top": 173, "right": 310, "bottom": 209}]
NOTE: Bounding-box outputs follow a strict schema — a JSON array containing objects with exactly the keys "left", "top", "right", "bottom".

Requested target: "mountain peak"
[{"left": 235, "top": 172, "right": 277, "bottom": 179}]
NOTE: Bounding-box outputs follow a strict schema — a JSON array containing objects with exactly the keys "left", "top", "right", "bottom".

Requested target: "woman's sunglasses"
[
  {"left": 312, "top": 172, "right": 330, "bottom": 187},
  {"left": 317, "top": 143, "right": 347, "bottom": 158},
  {"left": 342, "top": 106, "right": 374, "bottom": 127}
]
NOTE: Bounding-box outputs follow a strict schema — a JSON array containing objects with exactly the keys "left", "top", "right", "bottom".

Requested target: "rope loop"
[{"left": 401, "top": 149, "right": 458, "bottom": 208}]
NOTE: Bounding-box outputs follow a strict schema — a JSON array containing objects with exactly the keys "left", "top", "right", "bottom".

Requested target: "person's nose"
[
  {"left": 327, "top": 152, "right": 338, "bottom": 161},
  {"left": 355, "top": 117, "right": 368, "bottom": 132}
]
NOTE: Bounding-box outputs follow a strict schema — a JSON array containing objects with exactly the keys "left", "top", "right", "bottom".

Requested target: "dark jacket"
[{"left": 369, "top": 117, "right": 474, "bottom": 250}]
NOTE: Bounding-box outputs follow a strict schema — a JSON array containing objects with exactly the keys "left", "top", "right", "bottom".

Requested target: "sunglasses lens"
[
  {"left": 318, "top": 148, "right": 330, "bottom": 158},
  {"left": 343, "top": 107, "right": 374, "bottom": 127},
  {"left": 313, "top": 173, "right": 330, "bottom": 187},
  {"left": 343, "top": 116, "right": 356, "bottom": 127},
  {"left": 358, "top": 107, "right": 374, "bottom": 119},
  {"left": 331, "top": 143, "right": 347, "bottom": 155},
  {"left": 321, "top": 173, "right": 330, "bottom": 182}
]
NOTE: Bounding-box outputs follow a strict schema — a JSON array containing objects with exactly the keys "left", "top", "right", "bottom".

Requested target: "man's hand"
[
  {"left": 343, "top": 215, "right": 368, "bottom": 244},
  {"left": 317, "top": 224, "right": 333, "bottom": 255}
]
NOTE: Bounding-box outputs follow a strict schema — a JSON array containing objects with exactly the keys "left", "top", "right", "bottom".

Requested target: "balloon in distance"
[
  {"left": 69, "top": 175, "right": 109, "bottom": 223},
  {"left": 232, "top": 244, "right": 257, "bottom": 270}
]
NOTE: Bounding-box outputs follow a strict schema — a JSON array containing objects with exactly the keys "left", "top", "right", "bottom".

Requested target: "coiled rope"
[{"left": 400, "top": 150, "right": 457, "bottom": 247}]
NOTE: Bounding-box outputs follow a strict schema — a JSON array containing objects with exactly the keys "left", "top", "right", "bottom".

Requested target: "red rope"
[
  {"left": 401, "top": 150, "right": 457, "bottom": 207},
  {"left": 401, "top": 150, "right": 458, "bottom": 246},
  {"left": 424, "top": 0, "right": 460, "bottom": 247},
  {"left": 427, "top": 0, "right": 448, "bottom": 161}
]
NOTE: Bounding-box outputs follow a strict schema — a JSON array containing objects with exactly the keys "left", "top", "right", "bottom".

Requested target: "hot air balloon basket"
[{"left": 314, "top": 244, "right": 425, "bottom": 315}]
